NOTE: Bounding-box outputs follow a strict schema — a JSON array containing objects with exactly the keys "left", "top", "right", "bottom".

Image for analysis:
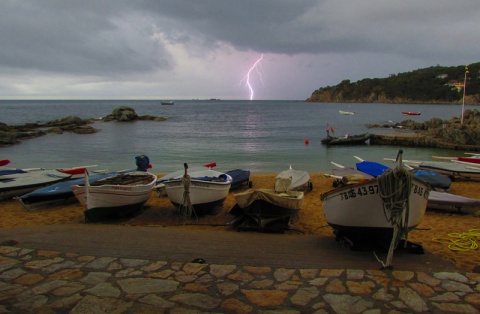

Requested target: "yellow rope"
[{"left": 432, "top": 228, "right": 480, "bottom": 252}]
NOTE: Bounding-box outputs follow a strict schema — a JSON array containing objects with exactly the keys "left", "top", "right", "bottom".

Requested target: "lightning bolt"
[{"left": 240, "top": 54, "right": 264, "bottom": 100}]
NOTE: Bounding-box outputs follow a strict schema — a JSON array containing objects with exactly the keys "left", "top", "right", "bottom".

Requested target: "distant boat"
[
  {"left": 402, "top": 111, "right": 421, "bottom": 116},
  {"left": 161, "top": 101, "right": 174, "bottom": 105},
  {"left": 339, "top": 110, "right": 355, "bottom": 115},
  {"left": 321, "top": 133, "right": 371, "bottom": 145}
]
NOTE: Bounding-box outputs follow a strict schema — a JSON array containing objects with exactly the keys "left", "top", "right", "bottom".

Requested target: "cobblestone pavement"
[
  {"left": 0, "top": 225, "right": 479, "bottom": 313},
  {"left": 1, "top": 245, "right": 479, "bottom": 313}
]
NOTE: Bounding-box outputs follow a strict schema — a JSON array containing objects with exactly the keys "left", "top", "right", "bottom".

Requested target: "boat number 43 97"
[
  {"left": 340, "top": 184, "right": 379, "bottom": 201},
  {"left": 339, "top": 182, "right": 428, "bottom": 201}
]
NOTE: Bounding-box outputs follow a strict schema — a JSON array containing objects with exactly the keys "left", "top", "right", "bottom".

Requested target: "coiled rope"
[
  {"left": 376, "top": 164, "right": 413, "bottom": 269},
  {"left": 432, "top": 229, "right": 480, "bottom": 252}
]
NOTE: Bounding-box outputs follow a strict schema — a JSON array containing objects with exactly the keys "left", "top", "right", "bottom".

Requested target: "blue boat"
[
  {"left": 226, "top": 169, "right": 252, "bottom": 190},
  {"left": 355, "top": 159, "right": 451, "bottom": 191}
]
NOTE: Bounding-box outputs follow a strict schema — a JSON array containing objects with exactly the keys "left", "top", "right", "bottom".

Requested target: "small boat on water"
[
  {"left": 402, "top": 111, "right": 421, "bottom": 116},
  {"left": 162, "top": 163, "right": 232, "bottom": 218},
  {"left": 321, "top": 150, "right": 430, "bottom": 265},
  {"left": 339, "top": 110, "right": 355, "bottom": 115},
  {"left": 72, "top": 171, "right": 156, "bottom": 222},
  {"left": 229, "top": 188, "right": 304, "bottom": 231},
  {"left": 161, "top": 100, "right": 174, "bottom": 105},
  {"left": 0, "top": 170, "right": 72, "bottom": 201},
  {"left": 275, "top": 165, "right": 312, "bottom": 192},
  {"left": 321, "top": 133, "right": 371, "bottom": 145}
]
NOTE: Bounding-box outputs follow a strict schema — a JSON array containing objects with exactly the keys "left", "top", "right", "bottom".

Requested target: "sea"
[{"left": 0, "top": 100, "right": 467, "bottom": 175}]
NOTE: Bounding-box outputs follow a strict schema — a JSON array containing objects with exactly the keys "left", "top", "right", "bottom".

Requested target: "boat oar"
[
  {"left": 0, "top": 159, "right": 11, "bottom": 167},
  {"left": 330, "top": 161, "right": 345, "bottom": 169},
  {"left": 451, "top": 160, "right": 480, "bottom": 169}
]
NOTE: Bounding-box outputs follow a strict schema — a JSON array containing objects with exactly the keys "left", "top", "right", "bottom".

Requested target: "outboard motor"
[{"left": 135, "top": 155, "right": 150, "bottom": 172}]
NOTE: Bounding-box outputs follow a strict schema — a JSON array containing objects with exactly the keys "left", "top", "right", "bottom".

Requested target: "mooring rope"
[
  {"left": 178, "top": 173, "right": 196, "bottom": 220},
  {"left": 432, "top": 228, "right": 480, "bottom": 252},
  {"left": 376, "top": 165, "right": 413, "bottom": 268}
]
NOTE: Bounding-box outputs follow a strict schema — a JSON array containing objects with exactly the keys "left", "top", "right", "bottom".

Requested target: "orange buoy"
[{"left": 304, "top": 139, "right": 309, "bottom": 145}]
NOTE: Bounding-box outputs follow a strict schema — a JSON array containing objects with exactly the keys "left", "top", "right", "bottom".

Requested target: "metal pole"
[
  {"left": 462, "top": 71, "right": 466, "bottom": 124},
  {"left": 462, "top": 65, "right": 469, "bottom": 124}
]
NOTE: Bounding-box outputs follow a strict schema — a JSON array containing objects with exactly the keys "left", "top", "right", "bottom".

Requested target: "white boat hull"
[
  {"left": 72, "top": 172, "right": 156, "bottom": 221},
  {"left": 275, "top": 167, "right": 311, "bottom": 192},
  {"left": 321, "top": 176, "right": 429, "bottom": 237},
  {"left": 163, "top": 169, "right": 232, "bottom": 212}
]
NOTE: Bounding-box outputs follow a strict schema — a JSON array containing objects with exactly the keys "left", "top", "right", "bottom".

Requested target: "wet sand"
[{"left": 1, "top": 173, "right": 479, "bottom": 271}]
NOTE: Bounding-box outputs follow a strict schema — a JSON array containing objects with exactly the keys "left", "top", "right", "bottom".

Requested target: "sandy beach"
[{"left": 1, "top": 173, "right": 479, "bottom": 272}]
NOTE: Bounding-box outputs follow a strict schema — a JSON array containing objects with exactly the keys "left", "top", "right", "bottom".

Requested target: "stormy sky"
[{"left": 1, "top": 0, "right": 478, "bottom": 100}]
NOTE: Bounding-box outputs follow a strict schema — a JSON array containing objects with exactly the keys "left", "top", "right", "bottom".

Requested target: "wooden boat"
[
  {"left": 229, "top": 188, "right": 304, "bottom": 230},
  {"left": 0, "top": 170, "right": 72, "bottom": 201},
  {"left": 428, "top": 191, "right": 480, "bottom": 215},
  {"left": 324, "top": 162, "right": 374, "bottom": 188},
  {"left": 339, "top": 110, "right": 355, "bottom": 115},
  {"left": 162, "top": 163, "right": 232, "bottom": 217},
  {"left": 407, "top": 161, "right": 480, "bottom": 180},
  {"left": 356, "top": 157, "right": 451, "bottom": 191},
  {"left": 326, "top": 161, "right": 473, "bottom": 215},
  {"left": 321, "top": 133, "right": 371, "bottom": 145},
  {"left": 17, "top": 172, "right": 121, "bottom": 210},
  {"left": 72, "top": 171, "right": 156, "bottom": 222},
  {"left": 0, "top": 165, "right": 96, "bottom": 178},
  {"left": 226, "top": 169, "right": 253, "bottom": 190},
  {"left": 321, "top": 151, "right": 430, "bottom": 256},
  {"left": 275, "top": 165, "right": 312, "bottom": 192},
  {"left": 402, "top": 111, "right": 421, "bottom": 116},
  {"left": 432, "top": 156, "right": 480, "bottom": 164}
]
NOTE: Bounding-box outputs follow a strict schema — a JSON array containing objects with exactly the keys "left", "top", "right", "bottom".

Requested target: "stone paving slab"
[
  {"left": 0, "top": 225, "right": 479, "bottom": 313},
  {"left": 0, "top": 244, "right": 479, "bottom": 313}
]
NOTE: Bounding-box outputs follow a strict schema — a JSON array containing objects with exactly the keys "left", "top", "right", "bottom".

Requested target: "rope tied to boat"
[
  {"left": 432, "top": 229, "right": 480, "bottom": 252},
  {"left": 179, "top": 163, "right": 196, "bottom": 220},
  {"left": 376, "top": 151, "right": 413, "bottom": 269}
]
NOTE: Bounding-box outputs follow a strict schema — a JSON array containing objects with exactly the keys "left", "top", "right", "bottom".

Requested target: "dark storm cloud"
[
  {"left": 0, "top": 0, "right": 479, "bottom": 99},
  {"left": 0, "top": 1, "right": 173, "bottom": 76}
]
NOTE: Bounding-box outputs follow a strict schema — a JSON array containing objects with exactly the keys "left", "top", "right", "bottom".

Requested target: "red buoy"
[{"left": 304, "top": 139, "right": 309, "bottom": 145}]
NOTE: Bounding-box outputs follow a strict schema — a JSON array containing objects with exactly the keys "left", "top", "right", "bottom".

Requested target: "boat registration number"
[
  {"left": 411, "top": 183, "right": 428, "bottom": 198},
  {"left": 340, "top": 184, "right": 378, "bottom": 200}
]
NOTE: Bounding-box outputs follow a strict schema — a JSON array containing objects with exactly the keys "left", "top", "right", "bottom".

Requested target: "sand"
[{"left": 1, "top": 173, "right": 479, "bottom": 271}]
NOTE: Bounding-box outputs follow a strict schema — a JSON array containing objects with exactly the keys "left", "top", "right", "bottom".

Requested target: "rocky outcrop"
[
  {"left": 369, "top": 109, "right": 480, "bottom": 150},
  {"left": 102, "top": 106, "right": 166, "bottom": 122},
  {"left": 0, "top": 116, "right": 97, "bottom": 146},
  {"left": 0, "top": 107, "right": 166, "bottom": 147}
]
